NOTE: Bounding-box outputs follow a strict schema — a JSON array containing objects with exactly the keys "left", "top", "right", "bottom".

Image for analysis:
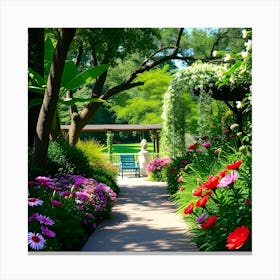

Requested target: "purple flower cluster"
[
  {"left": 28, "top": 174, "right": 117, "bottom": 250},
  {"left": 146, "top": 157, "right": 171, "bottom": 173}
]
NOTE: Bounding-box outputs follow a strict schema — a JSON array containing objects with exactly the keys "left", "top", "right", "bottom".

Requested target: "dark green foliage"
[
  {"left": 47, "top": 140, "right": 93, "bottom": 177},
  {"left": 46, "top": 140, "right": 119, "bottom": 194},
  {"left": 166, "top": 152, "right": 194, "bottom": 195}
]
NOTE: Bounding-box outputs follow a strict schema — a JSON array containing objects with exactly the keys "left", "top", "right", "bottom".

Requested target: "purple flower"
[
  {"left": 51, "top": 199, "right": 61, "bottom": 207},
  {"left": 218, "top": 171, "right": 238, "bottom": 187},
  {"left": 41, "top": 226, "right": 56, "bottom": 238},
  {"left": 196, "top": 213, "right": 207, "bottom": 224},
  {"left": 28, "top": 212, "right": 39, "bottom": 222},
  {"left": 35, "top": 176, "right": 53, "bottom": 186},
  {"left": 36, "top": 214, "right": 55, "bottom": 226},
  {"left": 202, "top": 142, "right": 211, "bottom": 148}
]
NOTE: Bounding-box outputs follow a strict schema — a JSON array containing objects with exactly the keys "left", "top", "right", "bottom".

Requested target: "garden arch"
[{"left": 160, "top": 61, "right": 251, "bottom": 158}]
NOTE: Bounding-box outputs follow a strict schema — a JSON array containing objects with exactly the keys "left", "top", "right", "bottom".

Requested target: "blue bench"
[{"left": 119, "top": 154, "right": 140, "bottom": 178}]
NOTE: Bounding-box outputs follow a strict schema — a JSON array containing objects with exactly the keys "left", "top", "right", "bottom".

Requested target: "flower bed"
[
  {"left": 173, "top": 145, "right": 252, "bottom": 251},
  {"left": 28, "top": 174, "right": 117, "bottom": 251},
  {"left": 146, "top": 157, "right": 171, "bottom": 182}
]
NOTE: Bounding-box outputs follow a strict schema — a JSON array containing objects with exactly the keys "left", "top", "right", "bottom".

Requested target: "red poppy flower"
[
  {"left": 201, "top": 215, "right": 217, "bottom": 229},
  {"left": 196, "top": 195, "right": 209, "bottom": 208},
  {"left": 217, "top": 169, "right": 228, "bottom": 178},
  {"left": 203, "top": 176, "right": 220, "bottom": 190},
  {"left": 226, "top": 225, "right": 250, "bottom": 250},
  {"left": 183, "top": 202, "right": 194, "bottom": 215},
  {"left": 226, "top": 160, "right": 242, "bottom": 170},
  {"left": 192, "top": 186, "right": 203, "bottom": 196},
  {"left": 188, "top": 143, "right": 198, "bottom": 150}
]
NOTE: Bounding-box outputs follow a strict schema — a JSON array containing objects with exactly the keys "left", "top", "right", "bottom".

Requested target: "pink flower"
[
  {"left": 41, "top": 226, "right": 56, "bottom": 238},
  {"left": 35, "top": 176, "right": 53, "bottom": 186},
  {"left": 51, "top": 199, "right": 61, "bottom": 207},
  {"left": 28, "top": 232, "right": 45, "bottom": 250},
  {"left": 179, "top": 186, "right": 185, "bottom": 192},
  {"left": 218, "top": 171, "right": 238, "bottom": 187},
  {"left": 202, "top": 142, "right": 211, "bottom": 148},
  {"left": 36, "top": 214, "right": 55, "bottom": 226}
]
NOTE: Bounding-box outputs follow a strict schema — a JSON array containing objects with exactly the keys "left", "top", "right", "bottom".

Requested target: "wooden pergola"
[{"left": 61, "top": 124, "right": 162, "bottom": 153}]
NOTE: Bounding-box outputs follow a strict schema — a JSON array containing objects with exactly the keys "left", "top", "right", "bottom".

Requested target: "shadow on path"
[{"left": 82, "top": 177, "right": 197, "bottom": 252}]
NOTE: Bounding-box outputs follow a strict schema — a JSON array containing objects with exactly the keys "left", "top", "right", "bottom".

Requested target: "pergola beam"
[{"left": 61, "top": 124, "right": 162, "bottom": 153}]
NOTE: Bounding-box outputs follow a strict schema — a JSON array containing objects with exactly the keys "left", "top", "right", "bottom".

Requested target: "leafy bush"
[
  {"left": 77, "top": 139, "right": 118, "bottom": 179},
  {"left": 47, "top": 140, "right": 93, "bottom": 177},
  {"left": 28, "top": 174, "right": 117, "bottom": 251},
  {"left": 166, "top": 151, "right": 194, "bottom": 195}
]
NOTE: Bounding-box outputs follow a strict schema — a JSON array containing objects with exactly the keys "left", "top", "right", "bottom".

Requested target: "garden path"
[{"left": 82, "top": 176, "right": 197, "bottom": 252}]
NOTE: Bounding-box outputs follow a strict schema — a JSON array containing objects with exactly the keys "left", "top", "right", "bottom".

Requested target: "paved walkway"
[{"left": 82, "top": 176, "right": 197, "bottom": 252}]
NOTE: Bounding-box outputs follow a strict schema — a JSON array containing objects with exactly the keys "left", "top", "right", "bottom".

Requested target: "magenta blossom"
[
  {"left": 218, "top": 171, "right": 238, "bottom": 187},
  {"left": 202, "top": 142, "right": 211, "bottom": 148},
  {"left": 51, "top": 199, "right": 61, "bottom": 207},
  {"left": 41, "top": 226, "right": 56, "bottom": 238},
  {"left": 35, "top": 176, "right": 53, "bottom": 186},
  {"left": 36, "top": 214, "right": 55, "bottom": 226}
]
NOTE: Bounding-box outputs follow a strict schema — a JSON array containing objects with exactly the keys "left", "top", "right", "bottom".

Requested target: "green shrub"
[
  {"left": 166, "top": 152, "right": 194, "bottom": 195},
  {"left": 47, "top": 140, "right": 93, "bottom": 177},
  {"left": 77, "top": 139, "right": 118, "bottom": 179}
]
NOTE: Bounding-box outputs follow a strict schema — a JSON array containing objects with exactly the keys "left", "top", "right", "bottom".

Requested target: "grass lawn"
[{"left": 104, "top": 142, "right": 154, "bottom": 154}]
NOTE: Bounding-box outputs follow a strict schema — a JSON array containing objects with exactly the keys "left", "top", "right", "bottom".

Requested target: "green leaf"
[
  {"left": 60, "top": 60, "right": 78, "bottom": 88},
  {"left": 59, "top": 97, "right": 106, "bottom": 106},
  {"left": 28, "top": 68, "right": 46, "bottom": 87},
  {"left": 44, "top": 36, "right": 55, "bottom": 79},
  {"left": 64, "top": 64, "right": 109, "bottom": 92},
  {"left": 28, "top": 86, "right": 45, "bottom": 95},
  {"left": 28, "top": 97, "right": 43, "bottom": 110}
]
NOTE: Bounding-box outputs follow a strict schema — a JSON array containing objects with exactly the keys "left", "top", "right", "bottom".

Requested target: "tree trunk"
[
  {"left": 32, "top": 28, "right": 76, "bottom": 172},
  {"left": 28, "top": 28, "right": 44, "bottom": 148}
]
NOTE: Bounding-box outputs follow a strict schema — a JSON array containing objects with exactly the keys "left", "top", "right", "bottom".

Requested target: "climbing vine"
[{"left": 161, "top": 29, "right": 252, "bottom": 157}]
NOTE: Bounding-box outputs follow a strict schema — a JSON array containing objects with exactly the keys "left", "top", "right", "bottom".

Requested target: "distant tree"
[
  {"left": 34, "top": 28, "right": 245, "bottom": 146},
  {"left": 109, "top": 65, "right": 173, "bottom": 124}
]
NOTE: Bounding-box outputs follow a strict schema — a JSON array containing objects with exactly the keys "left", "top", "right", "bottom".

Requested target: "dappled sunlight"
[{"left": 82, "top": 177, "right": 197, "bottom": 252}]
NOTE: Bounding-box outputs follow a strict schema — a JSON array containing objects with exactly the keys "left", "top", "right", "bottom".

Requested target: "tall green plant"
[{"left": 106, "top": 131, "right": 114, "bottom": 162}]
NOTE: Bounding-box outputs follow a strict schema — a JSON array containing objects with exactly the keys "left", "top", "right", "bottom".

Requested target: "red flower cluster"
[
  {"left": 201, "top": 175, "right": 220, "bottom": 190},
  {"left": 184, "top": 202, "right": 194, "bottom": 215},
  {"left": 196, "top": 195, "right": 209, "bottom": 208},
  {"left": 226, "top": 160, "right": 242, "bottom": 170},
  {"left": 188, "top": 143, "right": 198, "bottom": 150},
  {"left": 201, "top": 215, "right": 217, "bottom": 229},
  {"left": 226, "top": 225, "right": 249, "bottom": 250}
]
